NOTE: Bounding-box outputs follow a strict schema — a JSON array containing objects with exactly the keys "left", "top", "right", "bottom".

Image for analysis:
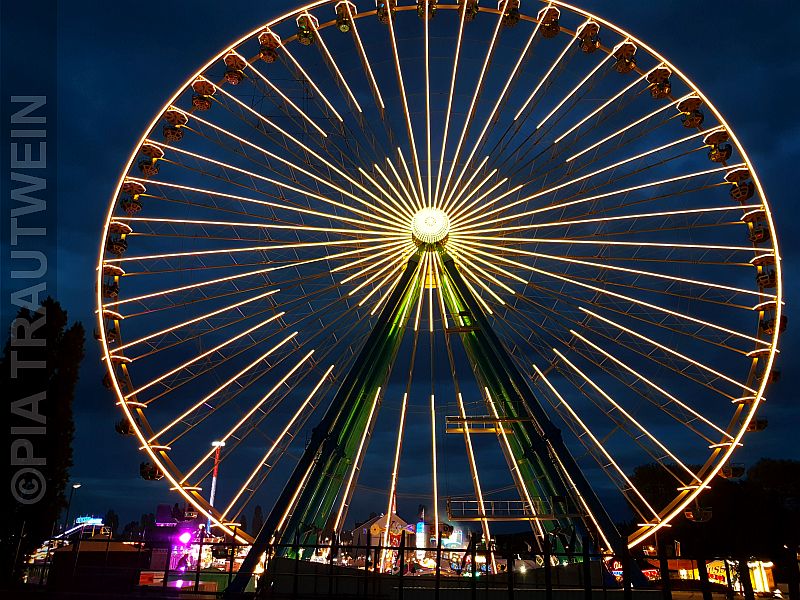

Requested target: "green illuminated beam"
[{"left": 440, "top": 252, "right": 623, "bottom": 555}]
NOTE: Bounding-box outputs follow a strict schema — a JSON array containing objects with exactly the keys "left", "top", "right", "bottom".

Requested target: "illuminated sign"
[
  {"left": 415, "top": 521, "right": 426, "bottom": 559},
  {"left": 75, "top": 517, "right": 103, "bottom": 526}
]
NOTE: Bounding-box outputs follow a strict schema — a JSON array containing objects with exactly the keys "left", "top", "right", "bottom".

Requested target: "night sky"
[{"left": 49, "top": 1, "right": 800, "bottom": 527}]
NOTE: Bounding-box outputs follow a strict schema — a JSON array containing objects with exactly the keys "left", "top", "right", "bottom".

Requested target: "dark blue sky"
[{"left": 51, "top": 1, "right": 800, "bottom": 527}]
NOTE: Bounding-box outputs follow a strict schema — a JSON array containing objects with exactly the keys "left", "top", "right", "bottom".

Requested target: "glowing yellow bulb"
[{"left": 411, "top": 208, "right": 450, "bottom": 246}]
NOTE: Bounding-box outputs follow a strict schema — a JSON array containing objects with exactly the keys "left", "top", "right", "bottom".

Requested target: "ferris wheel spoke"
[
  {"left": 119, "top": 267, "right": 350, "bottom": 363},
  {"left": 580, "top": 307, "right": 759, "bottom": 395},
  {"left": 553, "top": 68, "right": 652, "bottom": 144},
  {"left": 179, "top": 349, "right": 316, "bottom": 484},
  {"left": 503, "top": 278, "right": 756, "bottom": 400},
  {"left": 448, "top": 240, "right": 527, "bottom": 288},
  {"left": 440, "top": 1, "right": 507, "bottom": 205},
  {"left": 568, "top": 329, "right": 735, "bottom": 442},
  {"left": 532, "top": 364, "right": 661, "bottom": 523},
  {"left": 449, "top": 248, "right": 513, "bottom": 302},
  {"left": 369, "top": 162, "right": 419, "bottom": 220},
  {"left": 341, "top": 241, "right": 415, "bottom": 287},
  {"left": 124, "top": 311, "right": 286, "bottom": 401},
  {"left": 333, "top": 386, "right": 383, "bottom": 533},
  {"left": 117, "top": 215, "right": 395, "bottom": 240},
  {"left": 239, "top": 52, "right": 330, "bottom": 138},
  {"left": 342, "top": 2, "right": 385, "bottom": 111},
  {"left": 497, "top": 291, "right": 732, "bottom": 444},
  {"left": 104, "top": 240, "right": 394, "bottom": 310},
  {"left": 458, "top": 235, "right": 763, "bottom": 255},
  {"left": 460, "top": 254, "right": 766, "bottom": 355},
  {"left": 474, "top": 203, "right": 760, "bottom": 237},
  {"left": 486, "top": 384, "right": 565, "bottom": 544},
  {"left": 150, "top": 279, "right": 372, "bottom": 423},
  {"left": 385, "top": 156, "right": 420, "bottom": 214},
  {"left": 466, "top": 245, "right": 768, "bottom": 349},
  {"left": 452, "top": 237, "right": 772, "bottom": 302},
  {"left": 168, "top": 308, "right": 378, "bottom": 480},
  {"left": 473, "top": 125, "right": 723, "bottom": 227},
  {"left": 117, "top": 254, "right": 371, "bottom": 323},
  {"left": 221, "top": 364, "right": 335, "bottom": 521},
  {"left": 356, "top": 166, "right": 417, "bottom": 223},
  {"left": 125, "top": 178, "right": 392, "bottom": 231},
  {"left": 438, "top": 294, "right": 508, "bottom": 544},
  {"left": 424, "top": 0, "right": 433, "bottom": 208},
  {"left": 206, "top": 82, "right": 392, "bottom": 210},
  {"left": 441, "top": 9, "right": 548, "bottom": 211},
  {"left": 165, "top": 114, "right": 407, "bottom": 228},
  {"left": 385, "top": 7, "right": 424, "bottom": 202},
  {"left": 273, "top": 38, "right": 344, "bottom": 123},
  {"left": 433, "top": 0, "right": 468, "bottom": 207},
  {"left": 449, "top": 180, "right": 521, "bottom": 227},
  {"left": 513, "top": 24, "right": 581, "bottom": 123},
  {"left": 472, "top": 247, "right": 752, "bottom": 273},
  {"left": 148, "top": 331, "right": 301, "bottom": 442},
  {"left": 219, "top": 297, "right": 396, "bottom": 525},
  {"left": 345, "top": 243, "right": 414, "bottom": 294},
  {"left": 567, "top": 92, "right": 696, "bottom": 163},
  {"left": 255, "top": 32, "right": 390, "bottom": 176},
  {"left": 147, "top": 141, "right": 407, "bottom": 229},
  {"left": 455, "top": 156, "right": 741, "bottom": 231},
  {"left": 304, "top": 13, "right": 362, "bottom": 113},
  {"left": 536, "top": 50, "right": 616, "bottom": 131},
  {"left": 110, "top": 288, "right": 279, "bottom": 355},
  {"left": 485, "top": 310, "right": 664, "bottom": 517},
  {"left": 396, "top": 147, "right": 424, "bottom": 212},
  {"left": 441, "top": 157, "right": 494, "bottom": 216},
  {"left": 495, "top": 92, "right": 681, "bottom": 211},
  {"left": 359, "top": 258, "right": 411, "bottom": 312},
  {"left": 553, "top": 348, "right": 702, "bottom": 485},
  {"left": 105, "top": 237, "right": 400, "bottom": 265},
  {"left": 331, "top": 239, "right": 412, "bottom": 275}
]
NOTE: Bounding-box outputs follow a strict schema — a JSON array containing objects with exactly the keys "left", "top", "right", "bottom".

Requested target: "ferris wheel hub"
[{"left": 411, "top": 207, "right": 450, "bottom": 246}]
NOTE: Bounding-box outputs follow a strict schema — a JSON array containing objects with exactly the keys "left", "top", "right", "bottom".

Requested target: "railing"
[
  {"left": 19, "top": 533, "right": 799, "bottom": 600},
  {"left": 447, "top": 498, "right": 579, "bottom": 521}
]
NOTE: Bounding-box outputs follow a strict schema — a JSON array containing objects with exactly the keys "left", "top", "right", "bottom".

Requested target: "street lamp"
[
  {"left": 63, "top": 483, "right": 82, "bottom": 533},
  {"left": 208, "top": 441, "right": 225, "bottom": 529}
]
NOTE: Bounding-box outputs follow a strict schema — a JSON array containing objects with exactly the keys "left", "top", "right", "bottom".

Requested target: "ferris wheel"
[{"left": 97, "top": 0, "right": 783, "bottom": 565}]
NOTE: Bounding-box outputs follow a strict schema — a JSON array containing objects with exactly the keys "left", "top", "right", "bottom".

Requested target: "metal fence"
[{"left": 21, "top": 534, "right": 800, "bottom": 600}]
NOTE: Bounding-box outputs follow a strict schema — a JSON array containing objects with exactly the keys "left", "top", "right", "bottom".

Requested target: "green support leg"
[
  {"left": 227, "top": 254, "right": 421, "bottom": 596},
  {"left": 440, "top": 252, "right": 624, "bottom": 556}
]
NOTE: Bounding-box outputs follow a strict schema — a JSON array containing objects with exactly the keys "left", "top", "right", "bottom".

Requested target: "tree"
[
  {"left": 3, "top": 298, "right": 85, "bottom": 584},
  {"left": 628, "top": 459, "right": 800, "bottom": 560},
  {"left": 252, "top": 505, "right": 264, "bottom": 535},
  {"left": 104, "top": 509, "right": 120, "bottom": 536},
  {"left": 121, "top": 520, "right": 141, "bottom": 540},
  {"left": 140, "top": 513, "right": 156, "bottom": 539},
  {"left": 239, "top": 515, "right": 248, "bottom": 533}
]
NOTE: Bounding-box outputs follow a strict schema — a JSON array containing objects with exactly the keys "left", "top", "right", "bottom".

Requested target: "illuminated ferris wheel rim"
[{"left": 95, "top": 0, "right": 783, "bottom": 550}]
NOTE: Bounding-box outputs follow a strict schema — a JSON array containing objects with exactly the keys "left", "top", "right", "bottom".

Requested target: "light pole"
[
  {"left": 63, "top": 483, "right": 82, "bottom": 533},
  {"left": 207, "top": 441, "right": 225, "bottom": 529}
]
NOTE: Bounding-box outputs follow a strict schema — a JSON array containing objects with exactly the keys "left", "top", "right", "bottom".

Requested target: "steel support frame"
[
  {"left": 229, "top": 250, "right": 625, "bottom": 596},
  {"left": 440, "top": 252, "right": 624, "bottom": 555},
  {"left": 229, "top": 254, "right": 421, "bottom": 595}
]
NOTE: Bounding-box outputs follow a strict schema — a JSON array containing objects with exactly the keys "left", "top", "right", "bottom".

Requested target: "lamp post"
[
  {"left": 63, "top": 483, "right": 82, "bottom": 533},
  {"left": 207, "top": 441, "right": 225, "bottom": 529}
]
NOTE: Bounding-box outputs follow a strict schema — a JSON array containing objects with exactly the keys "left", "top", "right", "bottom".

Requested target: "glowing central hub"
[{"left": 411, "top": 208, "right": 450, "bottom": 246}]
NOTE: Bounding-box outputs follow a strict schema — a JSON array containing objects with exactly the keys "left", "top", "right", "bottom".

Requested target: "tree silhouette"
[
  {"left": 252, "top": 505, "right": 264, "bottom": 535},
  {"left": 3, "top": 298, "right": 84, "bottom": 584},
  {"left": 103, "top": 509, "right": 120, "bottom": 536},
  {"left": 628, "top": 459, "right": 800, "bottom": 560}
]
